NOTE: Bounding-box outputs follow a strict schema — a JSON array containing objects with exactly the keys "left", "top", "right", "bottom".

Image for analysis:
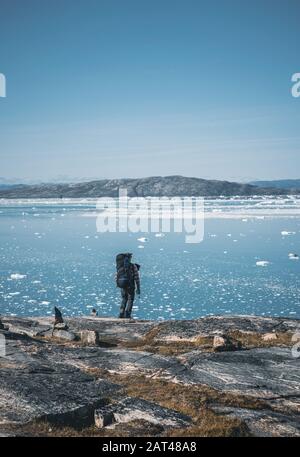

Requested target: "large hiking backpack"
[{"left": 116, "top": 253, "right": 133, "bottom": 289}]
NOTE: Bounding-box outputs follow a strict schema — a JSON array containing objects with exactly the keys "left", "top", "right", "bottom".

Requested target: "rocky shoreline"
[{"left": 0, "top": 315, "right": 299, "bottom": 437}]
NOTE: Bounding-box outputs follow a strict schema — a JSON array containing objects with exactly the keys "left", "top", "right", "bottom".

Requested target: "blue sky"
[{"left": 0, "top": 0, "right": 299, "bottom": 182}]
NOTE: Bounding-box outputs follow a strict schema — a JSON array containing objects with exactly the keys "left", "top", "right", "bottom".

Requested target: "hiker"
[
  {"left": 91, "top": 308, "right": 98, "bottom": 317},
  {"left": 116, "top": 253, "right": 140, "bottom": 319}
]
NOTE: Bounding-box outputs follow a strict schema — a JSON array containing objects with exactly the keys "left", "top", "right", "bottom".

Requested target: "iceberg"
[
  {"left": 256, "top": 261, "right": 270, "bottom": 267},
  {"left": 281, "top": 231, "right": 296, "bottom": 236},
  {"left": 288, "top": 253, "right": 299, "bottom": 260},
  {"left": 10, "top": 273, "right": 27, "bottom": 280}
]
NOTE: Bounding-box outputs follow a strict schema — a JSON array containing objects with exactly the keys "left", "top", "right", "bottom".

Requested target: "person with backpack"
[{"left": 115, "top": 253, "right": 141, "bottom": 319}]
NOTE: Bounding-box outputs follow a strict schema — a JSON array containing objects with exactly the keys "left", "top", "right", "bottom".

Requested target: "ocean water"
[{"left": 0, "top": 197, "right": 300, "bottom": 320}]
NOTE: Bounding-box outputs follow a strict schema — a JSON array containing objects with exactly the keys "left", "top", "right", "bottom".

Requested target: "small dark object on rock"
[
  {"left": 52, "top": 307, "right": 68, "bottom": 334},
  {"left": 54, "top": 306, "right": 64, "bottom": 325},
  {"left": 91, "top": 308, "right": 98, "bottom": 317}
]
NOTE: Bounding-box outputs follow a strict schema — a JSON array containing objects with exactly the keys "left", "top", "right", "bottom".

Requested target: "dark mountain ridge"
[
  {"left": 251, "top": 179, "right": 300, "bottom": 190},
  {"left": 0, "top": 175, "right": 299, "bottom": 198}
]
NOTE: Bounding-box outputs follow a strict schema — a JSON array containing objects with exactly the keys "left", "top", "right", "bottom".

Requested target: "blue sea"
[{"left": 0, "top": 197, "right": 299, "bottom": 320}]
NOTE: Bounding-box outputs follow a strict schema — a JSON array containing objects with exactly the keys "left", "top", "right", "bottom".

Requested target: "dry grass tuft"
[
  {"left": 228, "top": 331, "right": 293, "bottom": 349},
  {"left": 81, "top": 369, "right": 269, "bottom": 437}
]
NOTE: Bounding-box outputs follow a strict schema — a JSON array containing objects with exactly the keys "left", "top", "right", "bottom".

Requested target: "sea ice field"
[{"left": 0, "top": 196, "right": 299, "bottom": 320}]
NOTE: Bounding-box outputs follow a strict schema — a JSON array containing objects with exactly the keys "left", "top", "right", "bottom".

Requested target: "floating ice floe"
[
  {"left": 155, "top": 233, "right": 165, "bottom": 238},
  {"left": 138, "top": 245, "right": 145, "bottom": 249},
  {"left": 288, "top": 253, "right": 299, "bottom": 260},
  {"left": 256, "top": 261, "right": 270, "bottom": 267},
  {"left": 137, "top": 237, "right": 148, "bottom": 243},
  {"left": 10, "top": 273, "right": 27, "bottom": 280},
  {"left": 281, "top": 231, "right": 296, "bottom": 236}
]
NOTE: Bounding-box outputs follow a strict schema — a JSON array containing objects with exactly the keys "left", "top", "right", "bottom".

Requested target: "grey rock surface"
[
  {"left": 0, "top": 315, "right": 299, "bottom": 436},
  {"left": 178, "top": 348, "right": 300, "bottom": 400},
  {"left": 95, "top": 397, "right": 191, "bottom": 429},
  {"left": 150, "top": 315, "right": 299, "bottom": 341},
  {"left": 0, "top": 330, "right": 119, "bottom": 426},
  {"left": 47, "top": 329, "right": 77, "bottom": 341},
  {"left": 211, "top": 405, "right": 300, "bottom": 437}
]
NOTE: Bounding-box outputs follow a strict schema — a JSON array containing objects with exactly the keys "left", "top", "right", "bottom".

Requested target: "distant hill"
[
  {"left": 0, "top": 177, "right": 21, "bottom": 190},
  {"left": 0, "top": 176, "right": 298, "bottom": 199},
  {"left": 251, "top": 179, "right": 300, "bottom": 190},
  {"left": 0, "top": 184, "right": 14, "bottom": 190}
]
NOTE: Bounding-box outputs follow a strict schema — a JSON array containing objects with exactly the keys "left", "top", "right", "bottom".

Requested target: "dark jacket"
[{"left": 115, "top": 263, "right": 140, "bottom": 292}]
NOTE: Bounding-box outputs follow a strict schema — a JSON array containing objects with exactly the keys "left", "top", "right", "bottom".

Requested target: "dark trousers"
[{"left": 120, "top": 287, "right": 135, "bottom": 318}]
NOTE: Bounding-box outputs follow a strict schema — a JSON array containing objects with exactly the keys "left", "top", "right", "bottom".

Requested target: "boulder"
[
  {"left": 213, "top": 335, "right": 240, "bottom": 351},
  {"left": 54, "top": 323, "right": 69, "bottom": 330},
  {"left": 52, "top": 329, "right": 76, "bottom": 341},
  {"left": 213, "top": 335, "right": 227, "bottom": 350},
  {"left": 94, "top": 397, "right": 191, "bottom": 429},
  {"left": 94, "top": 410, "right": 115, "bottom": 428},
  {"left": 262, "top": 333, "right": 278, "bottom": 341},
  {"left": 79, "top": 330, "right": 99, "bottom": 345}
]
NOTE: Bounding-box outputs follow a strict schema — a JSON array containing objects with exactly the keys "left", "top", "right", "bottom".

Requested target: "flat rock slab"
[
  {"left": 41, "top": 342, "right": 300, "bottom": 414},
  {"left": 1, "top": 317, "right": 51, "bottom": 338},
  {"left": 178, "top": 348, "right": 300, "bottom": 401},
  {"left": 3, "top": 315, "right": 299, "bottom": 343},
  {"left": 151, "top": 316, "right": 300, "bottom": 341},
  {"left": 54, "top": 346, "right": 182, "bottom": 377},
  {"left": 3, "top": 316, "right": 156, "bottom": 343},
  {"left": 211, "top": 405, "right": 300, "bottom": 437},
  {"left": 95, "top": 397, "right": 191, "bottom": 429},
  {"left": 1, "top": 315, "right": 299, "bottom": 437},
  {"left": 0, "top": 331, "right": 119, "bottom": 426},
  {"left": 57, "top": 317, "right": 156, "bottom": 343}
]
